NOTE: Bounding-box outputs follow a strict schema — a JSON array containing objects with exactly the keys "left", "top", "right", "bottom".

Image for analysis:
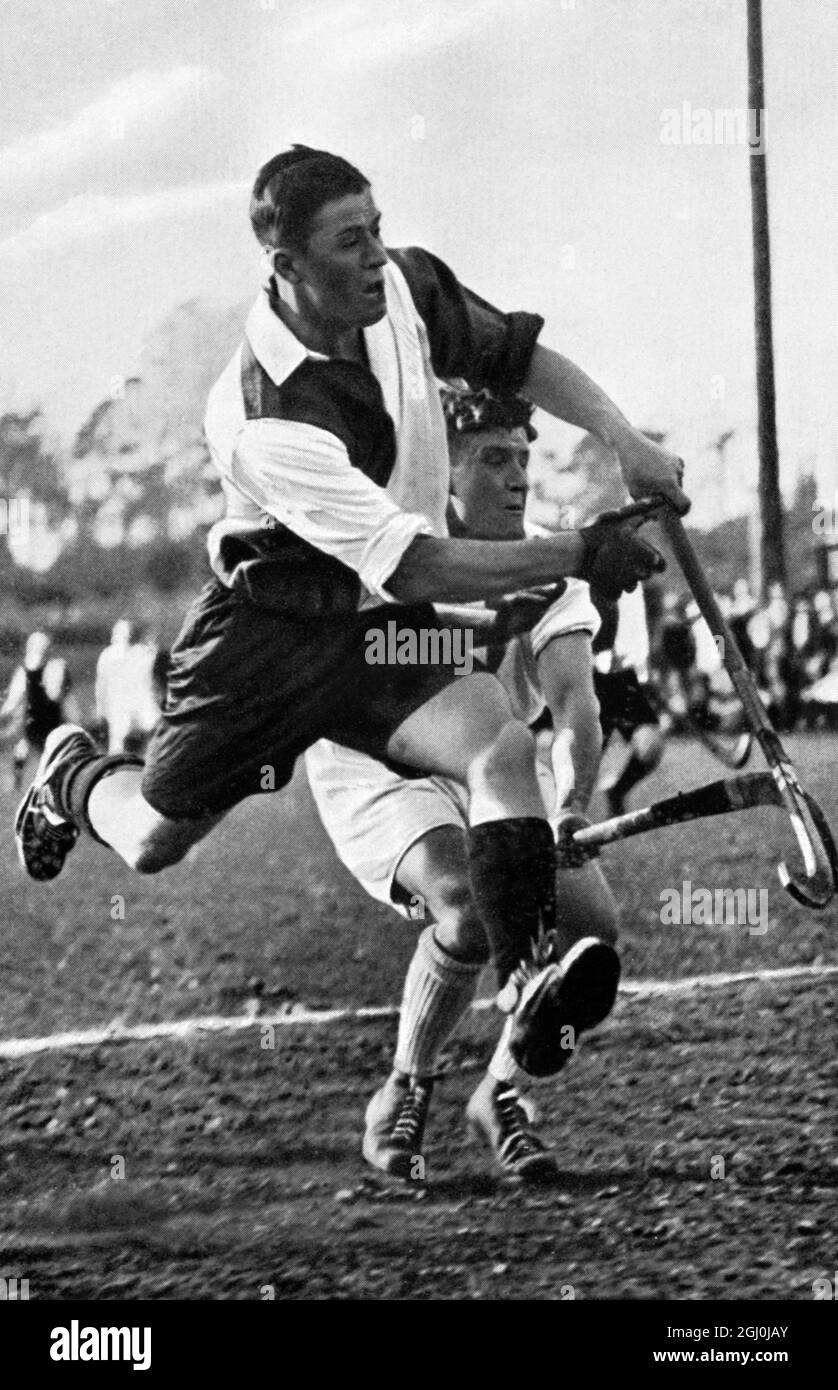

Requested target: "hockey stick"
[
  {"left": 573, "top": 769, "right": 775, "bottom": 848},
  {"left": 569, "top": 772, "right": 838, "bottom": 907},
  {"left": 690, "top": 725, "right": 753, "bottom": 770},
  {"left": 613, "top": 497, "right": 837, "bottom": 908},
  {"left": 648, "top": 677, "right": 754, "bottom": 770}
]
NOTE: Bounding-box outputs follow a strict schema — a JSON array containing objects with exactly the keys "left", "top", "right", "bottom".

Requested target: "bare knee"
[
  {"left": 469, "top": 720, "right": 535, "bottom": 795},
  {"left": 632, "top": 724, "right": 665, "bottom": 767},
  {"left": 126, "top": 807, "right": 223, "bottom": 874},
  {"left": 431, "top": 875, "right": 490, "bottom": 965},
  {"left": 127, "top": 822, "right": 207, "bottom": 874},
  {"left": 396, "top": 825, "right": 489, "bottom": 963}
]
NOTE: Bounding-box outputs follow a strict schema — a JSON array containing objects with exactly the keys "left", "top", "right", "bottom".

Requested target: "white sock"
[
  {"left": 394, "top": 926, "right": 482, "bottom": 1077},
  {"left": 488, "top": 1016, "right": 519, "bottom": 1084}
]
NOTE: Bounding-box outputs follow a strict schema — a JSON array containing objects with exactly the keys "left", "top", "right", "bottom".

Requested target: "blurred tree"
[
  {"left": 0, "top": 409, "right": 70, "bottom": 578},
  {"left": 70, "top": 299, "right": 243, "bottom": 547},
  {"left": 0, "top": 408, "right": 68, "bottom": 520}
]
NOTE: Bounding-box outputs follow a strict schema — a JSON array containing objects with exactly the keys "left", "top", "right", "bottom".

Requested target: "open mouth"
[{"left": 363, "top": 281, "right": 385, "bottom": 300}]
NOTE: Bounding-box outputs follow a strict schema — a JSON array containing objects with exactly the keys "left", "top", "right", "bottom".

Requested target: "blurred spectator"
[
  {"left": 801, "top": 661, "right": 838, "bottom": 731},
  {"left": 653, "top": 593, "right": 713, "bottom": 726},
  {"left": 95, "top": 619, "right": 163, "bottom": 754},
  {"left": 751, "top": 583, "right": 797, "bottom": 730},
  {"left": 729, "top": 577, "right": 757, "bottom": 667},
  {"left": 0, "top": 632, "right": 79, "bottom": 788},
  {"left": 647, "top": 579, "right": 838, "bottom": 734},
  {"left": 799, "top": 590, "right": 838, "bottom": 729},
  {"left": 592, "top": 585, "right": 665, "bottom": 816},
  {"left": 813, "top": 589, "right": 838, "bottom": 667}
]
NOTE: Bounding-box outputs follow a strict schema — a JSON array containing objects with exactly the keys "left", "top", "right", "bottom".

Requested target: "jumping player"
[
  {"left": 16, "top": 146, "right": 685, "bottom": 1078},
  {"left": 305, "top": 387, "right": 618, "bottom": 1180}
]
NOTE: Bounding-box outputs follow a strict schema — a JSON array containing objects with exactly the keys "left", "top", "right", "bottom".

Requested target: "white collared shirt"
[{"left": 204, "top": 263, "right": 443, "bottom": 603}]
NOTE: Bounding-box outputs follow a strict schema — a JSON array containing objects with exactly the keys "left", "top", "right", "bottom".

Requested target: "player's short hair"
[
  {"left": 250, "top": 145, "right": 370, "bottom": 252},
  {"left": 440, "top": 384, "right": 537, "bottom": 443}
]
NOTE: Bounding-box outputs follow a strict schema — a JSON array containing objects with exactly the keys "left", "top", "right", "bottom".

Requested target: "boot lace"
[
  {"left": 495, "top": 1085, "right": 547, "bottom": 1165},
  {"left": 390, "top": 1081, "right": 432, "bottom": 1148}
]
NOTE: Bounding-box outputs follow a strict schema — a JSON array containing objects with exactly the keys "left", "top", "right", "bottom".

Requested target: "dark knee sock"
[
  {"left": 467, "top": 817, "right": 556, "bottom": 987},
  {"left": 609, "top": 750, "right": 653, "bottom": 801},
  {"left": 57, "top": 754, "right": 144, "bottom": 847}
]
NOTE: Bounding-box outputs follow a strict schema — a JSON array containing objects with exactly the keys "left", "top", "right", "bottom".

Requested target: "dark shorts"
[
  {"left": 594, "top": 669, "right": 659, "bottom": 745},
  {"left": 142, "top": 580, "right": 466, "bottom": 819}
]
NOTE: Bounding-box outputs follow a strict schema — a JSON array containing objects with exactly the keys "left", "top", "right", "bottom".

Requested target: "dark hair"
[
  {"left": 250, "top": 145, "right": 369, "bottom": 252},
  {"left": 441, "top": 385, "right": 537, "bottom": 442}
]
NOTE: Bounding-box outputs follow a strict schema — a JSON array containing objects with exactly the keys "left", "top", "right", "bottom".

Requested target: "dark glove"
[
  {"left": 489, "top": 584, "right": 564, "bottom": 643},
  {"left": 480, "top": 584, "right": 565, "bottom": 672},
  {"left": 577, "top": 511, "right": 665, "bottom": 600}
]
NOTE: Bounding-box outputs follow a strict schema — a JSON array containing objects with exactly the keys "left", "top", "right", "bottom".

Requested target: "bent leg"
[
  {"left": 87, "top": 767, "right": 224, "bottom": 873},
  {"left": 390, "top": 825, "right": 528, "bottom": 1083},
  {"left": 396, "top": 824, "right": 488, "bottom": 963},
  {"left": 386, "top": 672, "right": 545, "bottom": 822},
  {"left": 369, "top": 821, "right": 541, "bottom": 1181},
  {"left": 554, "top": 858, "right": 620, "bottom": 951},
  {"left": 391, "top": 826, "right": 486, "bottom": 1079},
  {"left": 603, "top": 721, "right": 665, "bottom": 814},
  {"left": 388, "top": 675, "right": 556, "bottom": 988}
]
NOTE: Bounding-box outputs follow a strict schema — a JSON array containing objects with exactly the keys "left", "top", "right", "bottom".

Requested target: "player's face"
[
  {"left": 283, "top": 188, "right": 389, "bottom": 333},
  {"left": 451, "top": 427, "right": 530, "bottom": 540}
]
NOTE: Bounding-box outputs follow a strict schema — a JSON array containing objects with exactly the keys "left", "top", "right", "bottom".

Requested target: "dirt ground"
[{"left": 0, "top": 734, "right": 836, "bottom": 1301}]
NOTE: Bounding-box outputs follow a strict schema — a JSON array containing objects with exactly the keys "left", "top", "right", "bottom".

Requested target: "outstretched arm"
[{"left": 523, "top": 344, "right": 689, "bottom": 514}]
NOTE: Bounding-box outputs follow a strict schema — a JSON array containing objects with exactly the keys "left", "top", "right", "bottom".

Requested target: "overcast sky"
[{"left": 1, "top": 0, "right": 836, "bottom": 524}]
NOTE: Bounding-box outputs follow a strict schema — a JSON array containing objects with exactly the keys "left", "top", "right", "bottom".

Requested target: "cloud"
[
  {"left": 282, "top": 0, "right": 524, "bottom": 73},
  {"left": 0, "top": 180, "right": 249, "bottom": 263},
  {"left": 0, "top": 67, "right": 227, "bottom": 222}
]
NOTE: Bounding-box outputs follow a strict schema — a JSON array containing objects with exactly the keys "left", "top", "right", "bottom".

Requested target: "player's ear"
[{"left": 273, "top": 246, "right": 301, "bottom": 285}]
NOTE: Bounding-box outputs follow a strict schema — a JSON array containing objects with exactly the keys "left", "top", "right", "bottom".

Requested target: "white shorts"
[
  {"left": 306, "top": 578, "right": 596, "bottom": 917},
  {"left": 305, "top": 736, "right": 566, "bottom": 918},
  {"left": 306, "top": 742, "right": 468, "bottom": 915}
]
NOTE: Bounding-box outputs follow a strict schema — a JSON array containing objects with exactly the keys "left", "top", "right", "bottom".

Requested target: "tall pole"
[{"left": 747, "top": 0, "right": 786, "bottom": 595}]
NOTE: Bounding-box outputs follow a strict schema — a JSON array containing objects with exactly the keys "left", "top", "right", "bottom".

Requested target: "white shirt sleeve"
[
  {"left": 231, "top": 418, "right": 433, "bottom": 602},
  {"left": 530, "top": 578, "right": 601, "bottom": 658}
]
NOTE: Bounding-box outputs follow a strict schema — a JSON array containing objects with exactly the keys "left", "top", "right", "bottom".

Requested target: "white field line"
[{"left": 0, "top": 963, "right": 835, "bottom": 1062}]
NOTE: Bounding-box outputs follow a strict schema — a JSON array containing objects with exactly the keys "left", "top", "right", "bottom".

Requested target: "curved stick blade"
[{"left": 777, "top": 791, "right": 838, "bottom": 910}]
